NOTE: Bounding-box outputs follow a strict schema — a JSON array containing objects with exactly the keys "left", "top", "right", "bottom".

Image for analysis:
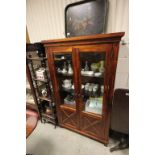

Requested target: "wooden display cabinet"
[{"left": 42, "top": 32, "right": 124, "bottom": 144}]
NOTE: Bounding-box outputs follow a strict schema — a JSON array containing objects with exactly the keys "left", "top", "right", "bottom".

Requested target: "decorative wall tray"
[{"left": 65, "top": 0, "right": 108, "bottom": 37}]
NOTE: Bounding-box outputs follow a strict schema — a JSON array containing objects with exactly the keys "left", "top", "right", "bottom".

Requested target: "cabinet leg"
[
  {"left": 104, "top": 143, "right": 108, "bottom": 147},
  {"left": 54, "top": 124, "right": 57, "bottom": 129}
]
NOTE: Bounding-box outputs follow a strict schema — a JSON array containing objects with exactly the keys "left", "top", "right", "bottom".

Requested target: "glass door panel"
[
  {"left": 79, "top": 52, "right": 106, "bottom": 115},
  {"left": 53, "top": 53, "right": 76, "bottom": 108}
]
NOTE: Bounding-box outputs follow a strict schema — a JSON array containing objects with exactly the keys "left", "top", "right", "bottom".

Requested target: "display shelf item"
[{"left": 85, "top": 97, "right": 103, "bottom": 115}]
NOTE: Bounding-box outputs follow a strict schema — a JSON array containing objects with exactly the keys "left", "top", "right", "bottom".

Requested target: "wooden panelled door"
[
  {"left": 47, "top": 48, "right": 80, "bottom": 130},
  {"left": 74, "top": 44, "right": 112, "bottom": 142}
]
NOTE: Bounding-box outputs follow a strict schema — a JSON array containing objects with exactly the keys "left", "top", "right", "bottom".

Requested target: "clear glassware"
[
  {"left": 84, "top": 61, "right": 89, "bottom": 71},
  {"left": 68, "top": 61, "right": 73, "bottom": 74}
]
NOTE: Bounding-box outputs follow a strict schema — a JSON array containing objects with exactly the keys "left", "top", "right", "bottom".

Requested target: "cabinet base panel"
[{"left": 60, "top": 123, "right": 109, "bottom": 145}]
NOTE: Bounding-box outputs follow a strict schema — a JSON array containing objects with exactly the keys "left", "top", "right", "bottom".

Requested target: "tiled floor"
[{"left": 26, "top": 121, "right": 129, "bottom": 155}]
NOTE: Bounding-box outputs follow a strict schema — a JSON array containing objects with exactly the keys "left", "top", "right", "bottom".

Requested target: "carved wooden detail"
[
  {"left": 61, "top": 108, "right": 77, "bottom": 128},
  {"left": 81, "top": 115, "right": 103, "bottom": 138}
]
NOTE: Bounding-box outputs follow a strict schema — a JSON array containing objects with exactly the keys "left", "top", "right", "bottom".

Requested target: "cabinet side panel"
[{"left": 103, "top": 43, "right": 120, "bottom": 142}]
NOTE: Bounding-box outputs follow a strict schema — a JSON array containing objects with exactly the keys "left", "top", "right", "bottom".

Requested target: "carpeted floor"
[{"left": 26, "top": 121, "right": 129, "bottom": 155}]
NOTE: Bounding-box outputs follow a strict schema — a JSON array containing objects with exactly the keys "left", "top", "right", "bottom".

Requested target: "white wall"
[
  {"left": 115, "top": 43, "right": 129, "bottom": 89},
  {"left": 26, "top": 0, "right": 81, "bottom": 42},
  {"left": 106, "top": 0, "right": 129, "bottom": 89},
  {"left": 26, "top": 0, "right": 129, "bottom": 89}
]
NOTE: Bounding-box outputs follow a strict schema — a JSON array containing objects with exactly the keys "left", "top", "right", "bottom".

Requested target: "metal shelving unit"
[{"left": 26, "top": 43, "right": 58, "bottom": 128}]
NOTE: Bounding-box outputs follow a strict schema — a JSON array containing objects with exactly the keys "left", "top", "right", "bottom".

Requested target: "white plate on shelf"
[
  {"left": 94, "top": 72, "right": 102, "bottom": 77},
  {"left": 81, "top": 71, "right": 94, "bottom": 76}
]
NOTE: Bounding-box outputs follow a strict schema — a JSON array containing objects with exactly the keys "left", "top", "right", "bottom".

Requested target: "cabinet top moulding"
[{"left": 42, "top": 32, "right": 125, "bottom": 47}]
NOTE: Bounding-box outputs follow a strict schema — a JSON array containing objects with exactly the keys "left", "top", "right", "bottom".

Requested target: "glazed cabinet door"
[
  {"left": 75, "top": 45, "right": 112, "bottom": 141},
  {"left": 47, "top": 48, "right": 79, "bottom": 129}
]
